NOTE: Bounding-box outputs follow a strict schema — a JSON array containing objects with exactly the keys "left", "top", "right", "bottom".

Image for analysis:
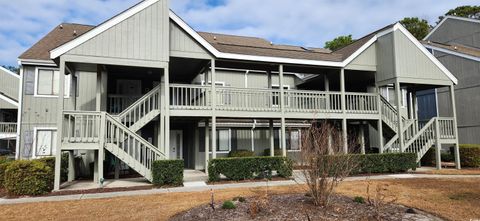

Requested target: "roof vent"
[
  {"left": 59, "top": 24, "right": 63, "bottom": 29},
  {"left": 73, "top": 30, "right": 77, "bottom": 36},
  {"left": 454, "top": 46, "right": 458, "bottom": 50},
  {"left": 213, "top": 36, "right": 217, "bottom": 40},
  {"left": 270, "top": 41, "right": 273, "bottom": 45}
]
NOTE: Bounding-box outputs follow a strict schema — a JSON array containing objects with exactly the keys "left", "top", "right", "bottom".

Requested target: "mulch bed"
[{"left": 171, "top": 194, "right": 443, "bottom": 221}]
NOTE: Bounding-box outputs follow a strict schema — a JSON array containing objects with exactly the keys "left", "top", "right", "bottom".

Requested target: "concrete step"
[{"left": 183, "top": 170, "right": 208, "bottom": 182}]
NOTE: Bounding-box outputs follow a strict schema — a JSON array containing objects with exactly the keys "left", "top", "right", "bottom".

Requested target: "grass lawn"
[
  {"left": 414, "top": 168, "right": 480, "bottom": 175},
  {"left": 0, "top": 178, "right": 478, "bottom": 221}
]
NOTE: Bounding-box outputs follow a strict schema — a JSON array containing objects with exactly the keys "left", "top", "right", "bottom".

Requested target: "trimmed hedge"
[
  {"left": 208, "top": 156, "right": 293, "bottom": 182},
  {"left": 263, "top": 149, "right": 283, "bottom": 156},
  {"left": 451, "top": 144, "right": 480, "bottom": 167},
  {"left": 0, "top": 156, "right": 13, "bottom": 187},
  {"left": 353, "top": 153, "right": 417, "bottom": 174},
  {"left": 4, "top": 160, "right": 54, "bottom": 195},
  {"left": 228, "top": 150, "right": 255, "bottom": 158},
  {"left": 152, "top": 159, "right": 184, "bottom": 186}
]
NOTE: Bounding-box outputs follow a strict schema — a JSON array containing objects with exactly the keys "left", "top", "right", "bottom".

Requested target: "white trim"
[
  {"left": 424, "top": 16, "right": 480, "bottom": 40},
  {"left": 0, "top": 94, "right": 18, "bottom": 107},
  {"left": 201, "top": 80, "right": 225, "bottom": 86},
  {"left": 32, "top": 127, "right": 57, "bottom": 159},
  {"left": 50, "top": 0, "right": 160, "bottom": 59},
  {"left": 423, "top": 44, "right": 480, "bottom": 62},
  {"left": 33, "top": 67, "right": 71, "bottom": 98},
  {"left": 18, "top": 59, "right": 56, "bottom": 67},
  {"left": 15, "top": 66, "right": 24, "bottom": 160},
  {"left": 0, "top": 66, "right": 20, "bottom": 79},
  {"left": 395, "top": 23, "right": 458, "bottom": 85}
]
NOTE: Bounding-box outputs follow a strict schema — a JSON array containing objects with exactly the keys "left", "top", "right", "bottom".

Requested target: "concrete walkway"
[{"left": 0, "top": 173, "right": 479, "bottom": 205}]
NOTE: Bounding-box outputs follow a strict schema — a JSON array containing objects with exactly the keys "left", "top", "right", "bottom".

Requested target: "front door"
[{"left": 169, "top": 130, "right": 183, "bottom": 159}]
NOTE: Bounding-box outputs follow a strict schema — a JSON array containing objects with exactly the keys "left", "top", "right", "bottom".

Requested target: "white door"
[{"left": 169, "top": 130, "right": 183, "bottom": 159}]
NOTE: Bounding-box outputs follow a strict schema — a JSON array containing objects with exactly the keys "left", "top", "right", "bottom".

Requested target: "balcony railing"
[
  {"left": 438, "top": 117, "right": 456, "bottom": 139},
  {"left": 63, "top": 111, "right": 102, "bottom": 143},
  {"left": 169, "top": 84, "right": 379, "bottom": 114},
  {"left": 108, "top": 94, "right": 142, "bottom": 115},
  {"left": 0, "top": 123, "right": 16, "bottom": 133}
]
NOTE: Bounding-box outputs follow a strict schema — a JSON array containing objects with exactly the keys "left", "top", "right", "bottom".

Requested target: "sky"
[{"left": 0, "top": 0, "right": 478, "bottom": 66}]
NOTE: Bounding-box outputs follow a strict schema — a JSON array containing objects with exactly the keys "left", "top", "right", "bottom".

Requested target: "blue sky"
[{"left": 0, "top": 0, "right": 478, "bottom": 66}]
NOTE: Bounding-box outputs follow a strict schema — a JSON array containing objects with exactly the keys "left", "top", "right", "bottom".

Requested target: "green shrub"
[
  {"left": 451, "top": 144, "right": 480, "bottom": 167},
  {"left": 151, "top": 159, "right": 184, "bottom": 186},
  {"left": 354, "top": 153, "right": 417, "bottom": 174},
  {"left": 263, "top": 149, "right": 283, "bottom": 156},
  {"left": 4, "top": 160, "right": 54, "bottom": 195},
  {"left": 0, "top": 156, "right": 13, "bottom": 187},
  {"left": 354, "top": 196, "right": 365, "bottom": 204},
  {"left": 222, "top": 200, "right": 236, "bottom": 209},
  {"left": 228, "top": 150, "right": 255, "bottom": 158},
  {"left": 37, "top": 154, "right": 70, "bottom": 182},
  {"left": 208, "top": 156, "right": 293, "bottom": 182}
]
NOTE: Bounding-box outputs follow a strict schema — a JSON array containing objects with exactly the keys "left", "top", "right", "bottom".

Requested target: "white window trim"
[
  {"left": 381, "top": 86, "right": 407, "bottom": 108},
  {"left": 209, "top": 128, "right": 232, "bottom": 154},
  {"left": 32, "top": 127, "right": 57, "bottom": 159},
  {"left": 34, "top": 67, "right": 71, "bottom": 98},
  {"left": 287, "top": 129, "right": 302, "bottom": 152},
  {"left": 201, "top": 80, "right": 225, "bottom": 87}
]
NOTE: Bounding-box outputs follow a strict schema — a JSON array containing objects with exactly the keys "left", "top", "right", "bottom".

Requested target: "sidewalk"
[{"left": 1, "top": 172, "right": 479, "bottom": 205}]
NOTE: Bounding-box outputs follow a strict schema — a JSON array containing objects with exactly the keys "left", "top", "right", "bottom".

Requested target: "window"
[
  {"left": 380, "top": 86, "right": 407, "bottom": 108},
  {"left": 272, "top": 85, "right": 290, "bottom": 106},
  {"left": 209, "top": 129, "right": 231, "bottom": 152},
  {"left": 275, "top": 129, "right": 301, "bottom": 151},
  {"left": 35, "top": 68, "right": 70, "bottom": 97},
  {"left": 34, "top": 128, "right": 57, "bottom": 157}
]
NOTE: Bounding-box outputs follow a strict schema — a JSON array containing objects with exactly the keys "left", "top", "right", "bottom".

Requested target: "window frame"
[
  {"left": 380, "top": 86, "right": 407, "bottom": 108},
  {"left": 209, "top": 128, "right": 232, "bottom": 154},
  {"left": 32, "top": 127, "right": 57, "bottom": 158},
  {"left": 34, "top": 67, "right": 71, "bottom": 98}
]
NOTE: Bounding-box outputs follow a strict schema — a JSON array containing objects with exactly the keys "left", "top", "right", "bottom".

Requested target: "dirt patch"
[{"left": 171, "top": 194, "right": 441, "bottom": 221}]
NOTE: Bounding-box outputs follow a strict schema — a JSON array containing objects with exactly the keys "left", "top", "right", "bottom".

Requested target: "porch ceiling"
[{"left": 170, "top": 57, "right": 209, "bottom": 83}]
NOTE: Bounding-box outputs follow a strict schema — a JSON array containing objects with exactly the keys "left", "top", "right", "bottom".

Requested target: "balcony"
[{"left": 0, "top": 122, "right": 17, "bottom": 139}]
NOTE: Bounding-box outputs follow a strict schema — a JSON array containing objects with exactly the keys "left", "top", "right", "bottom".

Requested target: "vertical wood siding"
[
  {"left": 346, "top": 44, "right": 377, "bottom": 71},
  {"left": 170, "top": 21, "right": 210, "bottom": 57},
  {"left": 0, "top": 68, "right": 19, "bottom": 101},
  {"left": 427, "top": 19, "right": 480, "bottom": 48},
  {"left": 67, "top": 0, "right": 169, "bottom": 62},
  {"left": 375, "top": 33, "right": 395, "bottom": 82}
]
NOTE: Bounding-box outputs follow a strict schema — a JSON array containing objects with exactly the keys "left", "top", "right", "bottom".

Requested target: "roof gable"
[{"left": 424, "top": 16, "right": 480, "bottom": 48}]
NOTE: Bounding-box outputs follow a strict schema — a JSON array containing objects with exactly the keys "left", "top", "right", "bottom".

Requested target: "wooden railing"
[
  {"left": 404, "top": 117, "right": 437, "bottom": 159},
  {"left": 117, "top": 85, "right": 160, "bottom": 126},
  {"left": 105, "top": 114, "right": 165, "bottom": 173},
  {"left": 108, "top": 94, "right": 142, "bottom": 115},
  {"left": 0, "top": 123, "right": 16, "bottom": 133},
  {"left": 170, "top": 84, "right": 211, "bottom": 110},
  {"left": 438, "top": 117, "right": 455, "bottom": 139},
  {"left": 380, "top": 96, "right": 399, "bottom": 131},
  {"left": 215, "top": 87, "right": 280, "bottom": 112},
  {"left": 285, "top": 90, "right": 341, "bottom": 113},
  {"left": 345, "top": 92, "right": 379, "bottom": 114},
  {"left": 63, "top": 111, "right": 102, "bottom": 143}
]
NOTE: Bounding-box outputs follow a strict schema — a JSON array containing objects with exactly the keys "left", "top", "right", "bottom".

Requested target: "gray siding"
[
  {"left": 200, "top": 70, "right": 297, "bottom": 89},
  {"left": 427, "top": 18, "right": 480, "bottom": 48},
  {"left": 0, "top": 99, "right": 16, "bottom": 109},
  {"left": 66, "top": 0, "right": 169, "bottom": 62},
  {"left": 75, "top": 71, "right": 97, "bottom": 111},
  {"left": 376, "top": 33, "right": 395, "bottom": 83},
  {"left": 170, "top": 21, "right": 211, "bottom": 59},
  {"left": 346, "top": 44, "right": 377, "bottom": 71},
  {"left": 0, "top": 68, "right": 19, "bottom": 101},
  {"left": 393, "top": 30, "right": 451, "bottom": 85}
]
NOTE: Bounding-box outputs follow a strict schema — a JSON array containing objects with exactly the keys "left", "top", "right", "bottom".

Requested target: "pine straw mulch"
[{"left": 171, "top": 193, "right": 441, "bottom": 221}]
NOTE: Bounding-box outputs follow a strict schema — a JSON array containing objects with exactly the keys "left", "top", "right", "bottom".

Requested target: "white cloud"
[{"left": 0, "top": 0, "right": 477, "bottom": 66}]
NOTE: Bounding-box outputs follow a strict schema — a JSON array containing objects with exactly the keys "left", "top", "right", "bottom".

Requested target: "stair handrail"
[
  {"left": 117, "top": 84, "right": 161, "bottom": 120},
  {"left": 104, "top": 113, "right": 166, "bottom": 159},
  {"left": 403, "top": 117, "right": 437, "bottom": 150}
]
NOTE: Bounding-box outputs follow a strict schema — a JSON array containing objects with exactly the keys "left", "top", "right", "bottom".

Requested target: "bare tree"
[{"left": 300, "top": 121, "right": 359, "bottom": 207}]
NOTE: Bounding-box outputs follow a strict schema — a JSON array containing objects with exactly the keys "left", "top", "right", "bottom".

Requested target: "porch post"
[
  {"left": 98, "top": 112, "right": 106, "bottom": 185},
  {"left": 394, "top": 80, "right": 404, "bottom": 152},
  {"left": 359, "top": 123, "right": 365, "bottom": 154},
  {"left": 211, "top": 60, "right": 217, "bottom": 159},
  {"left": 67, "top": 151, "right": 75, "bottom": 182},
  {"left": 164, "top": 65, "right": 170, "bottom": 159},
  {"left": 340, "top": 68, "right": 348, "bottom": 153},
  {"left": 53, "top": 58, "right": 65, "bottom": 191},
  {"left": 96, "top": 64, "right": 102, "bottom": 111},
  {"left": 449, "top": 85, "right": 461, "bottom": 169},
  {"left": 279, "top": 65, "right": 287, "bottom": 157},
  {"left": 434, "top": 118, "right": 442, "bottom": 170},
  {"left": 376, "top": 86, "right": 384, "bottom": 153},
  {"left": 268, "top": 71, "right": 274, "bottom": 156},
  {"left": 324, "top": 74, "right": 330, "bottom": 109},
  {"left": 159, "top": 75, "right": 165, "bottom": 154},
  {"left": 205, "top": 119, "right": 210, "bottom": 172},
  {"left": 413, "top": 91, "right": 419, "bottom": 132}
]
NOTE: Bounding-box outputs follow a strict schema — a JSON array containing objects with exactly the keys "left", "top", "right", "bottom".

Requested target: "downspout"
[
  {"left": 15, "top": 61, "right": 23, "bottom": 160},
  {"left": 244, "top": 70, "right": 249, "bottom": 88}
]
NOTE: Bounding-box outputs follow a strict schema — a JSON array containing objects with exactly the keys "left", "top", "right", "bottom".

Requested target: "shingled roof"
[
  {"left": 423, "top": 41, "right": 480, "bottom": 58},
  {"left": 19, "top": 23, "right": 94, "bottom": 61}
]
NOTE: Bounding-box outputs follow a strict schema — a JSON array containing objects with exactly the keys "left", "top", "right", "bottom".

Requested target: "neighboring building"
[
  {"left": 0, "top": 66, "right": 20, "bottom": 157},
  {"left": 17, "top": 0, "right": 460, "bottom": 190},
  {"left": 422, "top": 16, "right": 480, "bottom": 144}
]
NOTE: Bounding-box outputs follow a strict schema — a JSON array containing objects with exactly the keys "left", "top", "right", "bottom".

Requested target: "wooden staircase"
[{"left": 116, "top": 85, "right": 161, "bottom": 132}]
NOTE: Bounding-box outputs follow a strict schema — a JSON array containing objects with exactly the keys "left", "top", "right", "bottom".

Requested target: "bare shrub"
[
  {"left": 248, "top": 181, "right": 271, "bottom": 218},
  {"left": 366, "top": 179, "right": 397, "bottom": 220},
  {"left": 300, "top": 121, "right": 359, "bottom": 207}
]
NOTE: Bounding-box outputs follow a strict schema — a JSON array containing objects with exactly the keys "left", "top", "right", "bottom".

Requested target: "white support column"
[
  {"left": 205, "top": 119, "right": 210, "bottom": 172},
  {"left": 53, "top": 58, "right": 65, "bottom": 191},
  {"left": 376, "top": 86, "right": 384, "bottom": 153},
  {"left": 98, "top": 112, "right": 106, "bottom": 185},
  {"left": 324, "top": 74, "right": 330, "bottom": 109},
  {"left": 211, "top": 60, "right": 217, "bottom": 159},
  {"left": 359, "top": 124, "right": 365, "bottom": 154},
  {"left": 164, "top": 66, "right": 170, "bottom": 159},
  {"left": 340, "top": 68, "right": 348, "bottom": 153},
  {"left": 394, "top": 80, "right": 404, "bottom": 152},
  {"left": 279, "top": 65, "right": 287, "bottom": 157},
  {"left": 67, "top": 151, "right": 75, "bottom": 182},
  {"left": 449, "top": 85, "right": 461, "bottom": 169},
  {"left": 96, "top": 65, "right": 102, "bottom": 111},
  {"left": 413, "top": 91, "right": 419, "bottom": 132},
  {"left": 268, "top": 70, "right": 274, "bottom": 156},
  {"left": 434, "top": 118, "right": 442, "bottom": 170},
  {"left": 159, "top": 75, "right": 165, "bottom": 154}
]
